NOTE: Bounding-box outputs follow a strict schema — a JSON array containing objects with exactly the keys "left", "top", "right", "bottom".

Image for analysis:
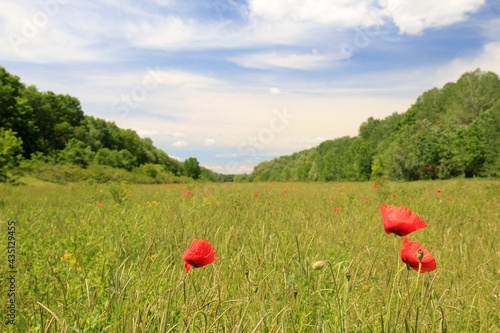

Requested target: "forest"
[
  {"left": 0, "top": 66, "right": 231, "bottom": 183},
  {"left": 244, "top": 69, "right": 500, "bottom": 182},
  {"left": 1, "top": 67, "right": 499, "bottom": 184}
]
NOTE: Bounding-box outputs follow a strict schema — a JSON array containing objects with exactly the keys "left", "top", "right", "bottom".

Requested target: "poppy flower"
[
  {"left": 380, "top": 205, "right": 427, "bottom": 236},
  {"left": 182, "top": 239, "right": 218, "bottom": 272},
  {"left": 182, "top": 190, "right": 192, "bottom": 197},
  {"left": 97, "top": 203, "right": 103, "bottom": 209},
  {"left": 400, "top": 238, "right": 436, "bottom": 273},
  {"left": 373, "top": 182, "right": 379, "bottom": 188},
  {"left": 436, "top": 189, "right": 442, "bottom": 193},
  {"left": 334, "top": 207, "right": 341, "bottom": 212}
]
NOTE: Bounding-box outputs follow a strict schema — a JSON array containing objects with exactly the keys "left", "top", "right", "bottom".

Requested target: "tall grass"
[{"left": 0, "top": 179, "right": 499, "bottom": 332}]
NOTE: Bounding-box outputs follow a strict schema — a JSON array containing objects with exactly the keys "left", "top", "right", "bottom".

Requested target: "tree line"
[
  {"left": 0, "top": 66, "right": 231, "bottom": 183},
  {"left": 243, "top": 69, "right": 500, "bottom": 182}
]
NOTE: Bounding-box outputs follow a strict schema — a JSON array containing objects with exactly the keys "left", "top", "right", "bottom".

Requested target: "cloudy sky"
[{"left": 1, "top": 0, "right": 499, "bottom": 174}]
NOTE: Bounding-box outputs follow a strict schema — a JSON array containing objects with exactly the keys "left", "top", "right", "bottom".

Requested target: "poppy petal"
[
  {"left": 380, "top": 205, "right": 427, "bottom": 236},
  {"left": 400, "top": 238, "right": 436, "bottom": 273},
  {"left": 182, "top": 239, "right": 217, "bottom": 272}
]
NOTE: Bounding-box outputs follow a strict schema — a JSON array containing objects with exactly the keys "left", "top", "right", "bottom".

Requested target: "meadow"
[{"left": 0, "top": 179, "right": 499, "bottom": 332}]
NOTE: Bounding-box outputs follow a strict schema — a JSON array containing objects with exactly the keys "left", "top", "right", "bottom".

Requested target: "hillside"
[
  {"left": 247, "top": 69, "right": 500, "bottom": 182},
  {"left": 0, "top": 66, "right": 231, "bottom": 183}
]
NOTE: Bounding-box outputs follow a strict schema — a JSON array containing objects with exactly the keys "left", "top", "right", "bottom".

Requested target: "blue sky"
[{"left": 1, "top": 0, "right": 499, "bottom": 174}]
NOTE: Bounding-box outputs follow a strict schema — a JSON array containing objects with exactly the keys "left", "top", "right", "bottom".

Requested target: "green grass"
[{"left": 1, "top": 180, "right": 499, "bottom": 332}]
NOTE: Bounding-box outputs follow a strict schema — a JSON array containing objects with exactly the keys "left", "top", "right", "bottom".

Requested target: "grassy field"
[{"left": 0, "top": 179, "right": 499, "bottom": 332}]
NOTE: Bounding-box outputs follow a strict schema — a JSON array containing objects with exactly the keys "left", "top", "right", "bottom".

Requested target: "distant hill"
[
  {"left": 0, "top": 66, "right": 231, "bottom": 183},
  {"left": 246, "top": 69, "right": 500, "bottom": 182}
]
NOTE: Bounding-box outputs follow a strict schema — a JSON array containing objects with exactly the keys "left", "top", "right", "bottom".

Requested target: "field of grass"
[{"left": 1, "top": 179, "right": 499, "bottom": 332}]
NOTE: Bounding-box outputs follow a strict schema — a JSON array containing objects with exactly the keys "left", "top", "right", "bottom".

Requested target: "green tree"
[
  {"left": 58, "top": 138, "right": 93, "bottom": 168},
  {"left": 184, "top": 157, "right": 201, "bottom": 180},
  {"left": 0, "top": 129, "right": 23, "bottom": 182}
]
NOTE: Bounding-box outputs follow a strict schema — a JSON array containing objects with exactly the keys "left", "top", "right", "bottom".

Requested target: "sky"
[{"left": 1, "top": 0, "right": 499, "bottom": 174}]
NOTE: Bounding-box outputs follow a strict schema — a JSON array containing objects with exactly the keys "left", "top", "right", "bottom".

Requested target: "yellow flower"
[
  {"left": 76, "top": 267, "right": 82, "bottom": 272},
  {"left": 61, "top": 252, "right": 72, "bottom": 261},
  {"left": 69, "top": 258, "right": 77, "bottom": 265}
]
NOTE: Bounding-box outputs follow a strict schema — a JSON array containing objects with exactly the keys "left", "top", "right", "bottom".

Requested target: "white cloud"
[
  {"left": 270, "top": 87, "right": 281, "bottom": 95},
  {"left": 155, "top": 70, "right": 220, "bottom": 88},
  {"left": 204, "top": 138, "right": 217, "bottom": 146},
  {"left": 207, "top": 163, "right": 254, "bottom": 174},
  {"left": 432, "top": 41, "right": 500, "bottom": 86},
  {"left": 172, "top": 140, "right": 188, "bottom": 147},
  {"left": 248, "top": 0, "right": 385, "bottom": 27},
  {"left": 229, "top": 50, "right": 347, "bottom": 70},
  {"left": 137, "top": 129, "right": 159, "bottom": 137},
  {"left": 381, "top": 0, "right": 485, "bottom": 35}
]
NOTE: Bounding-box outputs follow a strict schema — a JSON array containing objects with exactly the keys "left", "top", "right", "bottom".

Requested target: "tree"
[
  {"left": 0, "top": 129, "right": 23, "bottom": 182},
  {"left": 184, "top": 157, "right": 201, "bottom": 180}
]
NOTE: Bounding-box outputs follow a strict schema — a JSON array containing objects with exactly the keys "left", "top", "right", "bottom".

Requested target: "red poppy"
[
  {"left": 380, "top": 205, "right": 427, "bottom": 236},
  {"left": 373, "top": 182, "right": 379, "bottom": 188},
  {"left": 330, "top": 197, "right": 335, "bottom": 202},
  {"left": 392, "top": 194, "right": 397, "bottom": 198},
  {"left": 182, "top": 239, "right": 218, "bottom": 272},
  {"left": 97, "top": 203, "right": 103, "bottom": 209},
  {"left": 182, "top": 190, "right": 192, "bottom": 197},
  {"left": 253, "top": 193, "right": 259, "bottom": 197},
  {"left": 400, "top": 238, "right": 436, "bottom": 273},
  {"left": 436, "top": 189, "right": 442, "bottom": 193},
  {"left": 334, "top": 207, "right": 341, "bottom": 212}
]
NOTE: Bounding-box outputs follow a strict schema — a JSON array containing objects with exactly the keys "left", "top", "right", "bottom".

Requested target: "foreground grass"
[{"left": 0, "top": 179, "right": 499, "bottom": 332}]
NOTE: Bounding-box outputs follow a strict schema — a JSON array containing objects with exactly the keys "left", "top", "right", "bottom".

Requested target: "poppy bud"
[
  {"left": 292, "top": 288, "right": 298, "bottom": 298},
  {"left": 312, "top": 261, "right": 328, "bottom": 270},
  {"left": 345, "top": 270, "right": 351, "bottom": 282},
  {"left": 417, "top": 249, "right": 424, "bottom": 263}
]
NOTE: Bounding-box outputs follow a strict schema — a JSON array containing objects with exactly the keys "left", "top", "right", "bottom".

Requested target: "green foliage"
[
  {"left": 108, "top": 182, "right": 128, "bottom": 204},
  {"left": 58, "top": 138, "right": 94, "bottom": 168},
  {"left": 0, "top": 129, "right": 23, "bottom": 182},
  {"left": 0, "top": 66, "right": 205, "bottom": 182},
  {"left": 184, "top": 157, "right": 201, "bottom": 180},
  {"left": 251, "top": 69, "right": 500, "bottom": 181}
]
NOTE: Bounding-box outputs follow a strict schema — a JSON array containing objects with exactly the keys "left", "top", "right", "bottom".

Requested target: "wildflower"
[
  {"left": 334, "top": 207, "right": 341, "bottom": 212},
  {"left": 253, "top": 193, "right": 259, "bottom": 197},
  {"left": 97, "top": 203, "right": 103, "bottom": 209},
  {"left": 400, "top": 238, "right": 436, "bottom": 273},
  {"left": 436, "top": 189, "right": 442, "bottom": 193},
  {"left": 312, "top": 261, "right": 328, "bottom": 270},
  {"left": 182, "top": 239, "right": 218, "bottom": 273},
  {"left": 182, "top": 190, "right": 193, "bottom": 197},
  {"left": 373, "top": 182, "right": 379, "bottom": 188},
  {"left": 330, "top": 197, "right": 335, "bottom": 202},
  {"left": 380, "top": 205, "right": 427, "bottom": 236},
  {"left": 392, "top": 194, "right": 397, "bottom": 198},
  {"left": 61, "top": 252, "right": 72, "bottom": 261}
]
